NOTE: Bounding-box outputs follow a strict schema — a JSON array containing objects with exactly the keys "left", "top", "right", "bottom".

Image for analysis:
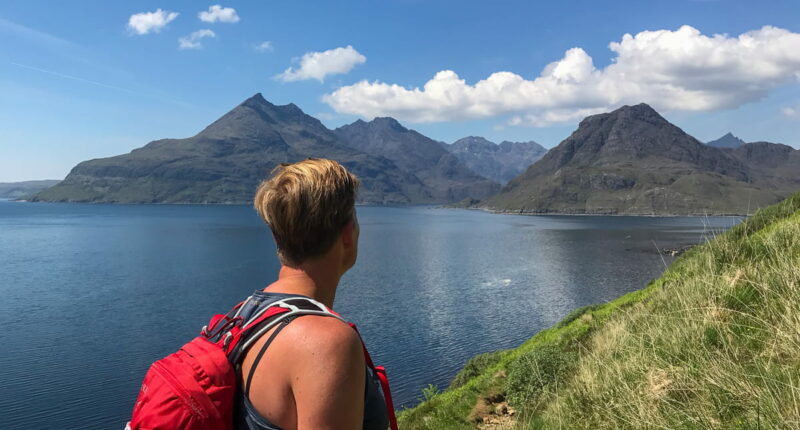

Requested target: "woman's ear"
[{"left": 340, "top": 220, "right": 355, "bottom": 248}]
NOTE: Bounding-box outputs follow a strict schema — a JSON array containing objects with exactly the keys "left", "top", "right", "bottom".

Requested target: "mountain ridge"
[{"left": 484, "top": 103, "right": 799, "bottom": 215}]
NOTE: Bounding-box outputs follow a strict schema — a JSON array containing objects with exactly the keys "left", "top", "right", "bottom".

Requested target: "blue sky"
[{"left": 2, "top": 0, "right": 800, "bottom": 182}]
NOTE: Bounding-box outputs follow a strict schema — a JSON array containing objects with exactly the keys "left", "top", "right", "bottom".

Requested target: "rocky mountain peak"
[
  {"left": 237, "top": 93, "right": 307, "bottom": 119},
  {"left": 450, "top": 136, "right": 497, "bottom": 152},
  {"left": 552, "top": 101, "right": 709, "bottom": 169},
  {"left": 241, "top": 92, "right": 270, "bottom": 107},
  {"left": 578, "top": 103, "right": 665, "bottom": 129},
  {"left": 198, "top": 94, "right": 323, "bottom": 140},
  {"left": 369, "top": 117, "right": 407, "bottom": 132},
  {"left": 457, "top": 136, "right": 494, "bottom": 144},
  {"left": 706, "top": 132, "right": 746, "bottom": 149},
  {"left": 618, "top": 102, "right": 662, "bottom": 117}
]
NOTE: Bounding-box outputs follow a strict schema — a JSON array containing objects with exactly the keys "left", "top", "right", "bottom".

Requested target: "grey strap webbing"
[{"left": 244, "top": 319, "right": 291, "bottom": 398}]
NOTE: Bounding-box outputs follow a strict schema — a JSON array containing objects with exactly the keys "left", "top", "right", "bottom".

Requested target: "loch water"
[{"left": 0, "top": 201, "right": 740, "bottom": 429}]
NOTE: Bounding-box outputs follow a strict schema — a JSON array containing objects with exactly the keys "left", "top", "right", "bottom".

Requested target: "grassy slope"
[{"left": 399, "top": 192, "right": 800, "bottom": 429}]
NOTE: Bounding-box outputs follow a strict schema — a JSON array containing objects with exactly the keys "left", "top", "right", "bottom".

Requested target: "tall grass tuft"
[{"left": 528, "top": 195, "right": 800, "bottom": 428}]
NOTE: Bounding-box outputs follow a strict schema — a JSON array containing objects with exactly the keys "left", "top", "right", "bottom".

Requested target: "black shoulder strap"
[
  {"left": 244, "top": 318, "right": 291, "bottom": 398},
  {"left": 231, "top": 296, "right": 344, "bottom": 375}
]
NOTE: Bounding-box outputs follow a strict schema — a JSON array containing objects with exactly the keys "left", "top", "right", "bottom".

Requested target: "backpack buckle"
[
  {"left": 202, "top": 316, "right": 242, "bottom": 341},
  {"left": 223, "top": 332, "right": 234, "bottom": 350}
]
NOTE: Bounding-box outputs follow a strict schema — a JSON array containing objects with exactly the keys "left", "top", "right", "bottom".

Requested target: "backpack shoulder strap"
[
  {"left": 349, "top": 322, "right": 399, "bottom": 430},
  {"left": 224, "top": 296, "right": 398, "bottom": 430},
  {"left": 243, "top": 319, "right": 291, "bottom": 398},
  {"left": 227, "top": 297, "right": 344, "bottom": 365}
]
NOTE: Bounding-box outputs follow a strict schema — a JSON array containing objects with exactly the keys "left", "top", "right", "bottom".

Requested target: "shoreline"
[
  {"left": 448, "top": 204, "right": 750, "bottom": 218},
  {"left": 9, "top": 199, "right": 751, "bottom": 217}
]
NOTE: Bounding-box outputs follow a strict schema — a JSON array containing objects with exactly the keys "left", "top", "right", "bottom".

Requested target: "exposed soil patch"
[{"left": 469, "top": 391, "right": 517, "bottom": 429}]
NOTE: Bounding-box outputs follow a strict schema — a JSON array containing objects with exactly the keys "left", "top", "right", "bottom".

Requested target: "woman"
[{"left": 237, "top": 158, "right": 391, "bottom": 430}]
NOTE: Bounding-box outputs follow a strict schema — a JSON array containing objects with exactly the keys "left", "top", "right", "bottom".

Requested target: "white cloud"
[
  {"left": 199, "top": 5, "right": 240, "bottom": 23},
  {"left": 254, "top": 41, "right": 274, "bottom": 52},
  {"left": 128, "top": 9, "right": 179, "bottom": 35},
  {"left": 508, "top": 107, "right": 609, "bottom": 127},
  {"left": 323, "top": 25, "right": 800, "bottom": 126},
  {"left": 782, "top": 105, "right": 800, "bottom": 119},
  {"left": 276, "top": 45, "right": 366, "bottom": 82},
  {"left": 178, "top": 29, "right": 216, "bottom": 49}
]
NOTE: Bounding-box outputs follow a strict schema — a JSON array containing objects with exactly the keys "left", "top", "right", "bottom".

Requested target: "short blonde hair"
[{"left": 254, "top": 158, "right": 359, "bottom": 266}]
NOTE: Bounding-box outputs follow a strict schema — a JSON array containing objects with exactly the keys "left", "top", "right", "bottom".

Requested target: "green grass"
[{"left": 399, "top": 192, "right": 800, "bottom": 429}]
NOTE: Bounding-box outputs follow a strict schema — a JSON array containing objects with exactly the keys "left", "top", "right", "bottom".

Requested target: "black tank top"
[{"left": 234, "top": 291, "right": 389, "bottom": 430}]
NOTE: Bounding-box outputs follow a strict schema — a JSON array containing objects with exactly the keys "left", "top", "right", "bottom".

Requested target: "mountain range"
[
  {"left": 34, "top": 94, "right": 501, "bottom": 205},
  {"left": 484, "top": 104, "right": 800, "bottom": 215},
  {"left": 334, "top": 118, "right": 500, "bottom": 202},
  {"left": 444, "top": 137, "right": 547, "bottom": 184},
  {"left": 31, "top": 95, "right": 799, "bottom": 215}
]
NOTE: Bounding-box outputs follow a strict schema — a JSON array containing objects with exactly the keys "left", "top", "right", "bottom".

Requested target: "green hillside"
[{"left": 400, "top": 192, "right": 800, "bottom": 429}]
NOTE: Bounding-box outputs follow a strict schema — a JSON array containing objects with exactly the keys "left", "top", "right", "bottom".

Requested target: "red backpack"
[{"left": 126, "top": 297, "right": 398, "bottom": 430}]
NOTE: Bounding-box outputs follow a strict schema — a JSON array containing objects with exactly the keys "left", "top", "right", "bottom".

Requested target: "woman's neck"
[{"left": 264, "top": 265, "right": 340, "bottom": 309}]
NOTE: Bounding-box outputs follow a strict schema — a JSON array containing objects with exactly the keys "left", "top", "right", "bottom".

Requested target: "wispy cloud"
[
  {"left": 782, "top": 105, "right": 800, "bottom": 119},
  {"left": 0, "top": 17, "right": 135, "bottom": 81},
  {"left": 199, "top": 5, "right": 240, "bottom": 23},
  {"left": 254, "top": 41, "right": 274, "bottom": 52},
  {"left": 8, "top": 62, "right": 196, "bottom": 109},
  {"left": 276, "top": 46, "right": 366, "bottom": 82},
  {"left": 178, "top": 29, "right": 216, "bottom": 49},
  {"left": 1, "top": 18, "right": 192, "bottom": 109},
  {"left": 128, "top": 9, "right": 179, "bottom": 35},
  {"left": 0, "top": 16, "right": 75, "bottom": 48},
  {"left": 10, "top": 62, "right": 138, "bottom": 94}
]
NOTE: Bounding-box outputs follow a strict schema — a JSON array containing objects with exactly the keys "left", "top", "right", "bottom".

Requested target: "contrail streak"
[{"left": 10, "top": 62, "right": 139, "bottom": 95}]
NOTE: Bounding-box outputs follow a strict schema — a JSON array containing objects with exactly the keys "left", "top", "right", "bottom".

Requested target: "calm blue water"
[{"left": 0, "top": 200, "right": 740, "bottom": 429}]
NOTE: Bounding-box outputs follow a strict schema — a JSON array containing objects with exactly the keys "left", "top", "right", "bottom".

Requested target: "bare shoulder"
[
  {"left": 281, "top": 314, "right": 362, "bottom": 357},
  {"left": 279, "top": 315, "right": 367, "bottom": 428}
]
